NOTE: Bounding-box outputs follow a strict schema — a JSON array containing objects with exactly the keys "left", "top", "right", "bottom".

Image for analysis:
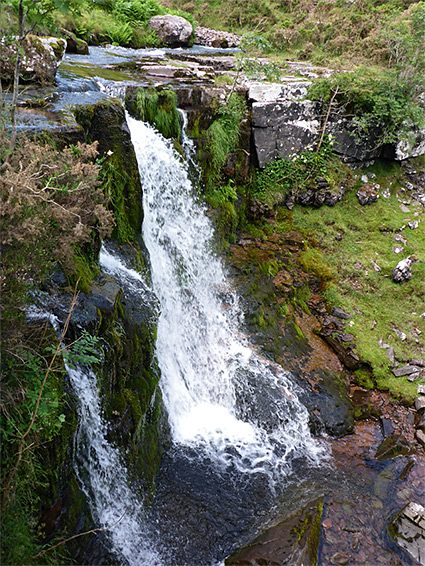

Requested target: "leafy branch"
[{"left": 1, "top": 281, "right": 80, "bottom": 512}]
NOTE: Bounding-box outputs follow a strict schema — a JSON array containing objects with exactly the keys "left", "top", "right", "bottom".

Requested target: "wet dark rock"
[
  {"left": 375, "top": 432, "right": 412, "bottom": 461},
  {"left": 298, "top": 369, "right": 354, "bottom": 437},
  {"left": 388, "top": 502, "right": 425, "bottom": 565},
  {"left": 149, "top": 15, "right": 193, "bottom": 47},
  {"left": 89, "top": 275, "right": 121, "bottom": 314},
  {"left": 225, "top": 497, "right": 324, "bottom": 566}
]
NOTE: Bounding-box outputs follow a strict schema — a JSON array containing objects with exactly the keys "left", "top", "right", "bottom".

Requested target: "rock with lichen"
[{"left": 0, "top": 34, "right": 66, "bottom": 83}]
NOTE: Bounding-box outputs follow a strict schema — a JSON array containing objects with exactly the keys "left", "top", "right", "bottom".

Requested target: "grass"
[{"left": 275, "top": 158, "right": 425, "bottom": 403}]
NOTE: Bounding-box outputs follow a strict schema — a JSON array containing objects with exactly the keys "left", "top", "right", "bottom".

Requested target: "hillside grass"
[
  {"left": 272, "top": 158, "right": 425, "bottom": 402},
  {"left": 161, "top": 0, "right": 422, "bottom": 68}
]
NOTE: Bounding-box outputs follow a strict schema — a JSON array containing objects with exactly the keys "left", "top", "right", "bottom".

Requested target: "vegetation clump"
[
  {"left": 134, "top": 86, "right": 181, "bottom": 139},
  {"left": 253, "top": 137, "right": 347, "bottom": 206},
  {"left": 205, "top": 93, "right": 246, "bottom": 190}
]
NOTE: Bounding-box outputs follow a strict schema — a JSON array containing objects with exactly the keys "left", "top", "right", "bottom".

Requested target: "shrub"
[
  {"left": 205, "top": 93, "right": 246, "bottom": 189},
  {"left": 253, "top": 137, "right": 335, "bottom": 203}
]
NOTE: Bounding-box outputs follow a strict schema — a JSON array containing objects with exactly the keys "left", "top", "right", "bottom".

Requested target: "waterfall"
[
  {"left": 127, "top": 115, "right": 325, "bottom": 479},
  {"left": 69, "top": 365, "right": 161, "bottom": 566}
]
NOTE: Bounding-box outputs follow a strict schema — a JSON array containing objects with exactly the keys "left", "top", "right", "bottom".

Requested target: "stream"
[{"left": 21, "top": 45, "right": 425, "bottom": 565}]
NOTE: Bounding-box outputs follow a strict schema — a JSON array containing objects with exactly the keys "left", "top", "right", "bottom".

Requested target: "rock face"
[
  {"left": 249, "top": 82, "right": 424, "bottom": 167},
  {"left": 149, "top": 15, "right": 193, "bottom": 47},
  {"left": 389, "top": 502, "right": 425, "bottom": 565},
  {"left": 0, "top": 35, "right": 66, "bottom": 83}
]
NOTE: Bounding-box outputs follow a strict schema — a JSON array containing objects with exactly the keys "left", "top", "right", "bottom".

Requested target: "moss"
[
  {"left": 73, "top": 100, "right": 143, "bottom": 242},
  {"left": 354, "top": 369, "right": 375, "bottom": 389},
  {"left": 129, "top": 86, "right": 181, "bottom": 140},
  {"left": 65, "top": 246, "right": 100, "bottom": 293}
]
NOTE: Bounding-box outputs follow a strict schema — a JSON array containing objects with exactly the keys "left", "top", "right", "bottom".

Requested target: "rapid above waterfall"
[{"left": 127, "top": 114, "right": 325, "bottom": 478}]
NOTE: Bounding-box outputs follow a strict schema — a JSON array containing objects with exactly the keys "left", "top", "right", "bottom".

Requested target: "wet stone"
[
  {"left": 375, "top": 432, "right": 411, "bottom": 461},
  {"left": 225, "top": 498, "right": 324, "bottom": 566},
  {"left": 389, "top": 502, "right": 425, "bottom": 565}
]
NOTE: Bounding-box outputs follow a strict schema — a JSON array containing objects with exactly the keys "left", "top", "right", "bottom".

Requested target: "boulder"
[
  {"left": 388, "top": 502, "right": 425, "bottom": 566},
  {"left": 149, "top": 15, "right": 193, "bottom": 47},
  {"left": 61, "top": 29, "right": 89, "bottom": 55},
  {"left": 0, "top": 35, "right": 66, "bottom": 83},
  {"left": 195, "top": 26, "right": 241, "bottom": 48}
]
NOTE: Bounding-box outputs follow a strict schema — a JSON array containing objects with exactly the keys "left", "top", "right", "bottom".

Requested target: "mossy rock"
[{"left": 73, "top": 100, "right": 143, "bottom": 242}]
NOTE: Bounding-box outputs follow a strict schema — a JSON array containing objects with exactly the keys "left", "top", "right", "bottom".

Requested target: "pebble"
[{"left": 331, "top": 552, "right": 350, "bottom": 565}]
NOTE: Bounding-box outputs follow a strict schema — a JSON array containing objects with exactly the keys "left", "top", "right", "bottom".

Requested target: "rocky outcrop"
[
  {"left": 73, "top": 99, "right": 143, "bottom": 241},
  {"left": 61, "top": 29, "right": 89, "bottom": 55},
  {"left": 195, "top": 26, "right": 241, "bottom": 48},
  {"left": 0, "top": 35, "right": 66, "bottom": 83},
  {"left": 149, "top": 15, "right": 193, "bottom": 47},
  {"left": 248, "top": 82, "right": 424, "bottom": 167}
]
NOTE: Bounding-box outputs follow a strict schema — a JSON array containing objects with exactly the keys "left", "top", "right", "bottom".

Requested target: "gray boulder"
[{"left": 149, "top": 15, "right": 193, "bottom": 47}]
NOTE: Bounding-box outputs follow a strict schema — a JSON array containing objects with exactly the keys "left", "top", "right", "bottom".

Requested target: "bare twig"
[
  {"left": 27, "top": 511, "right": 127, "bottom": 563},
  {"left": 316, "top": 86, "right": 339, "bottom": 152}
]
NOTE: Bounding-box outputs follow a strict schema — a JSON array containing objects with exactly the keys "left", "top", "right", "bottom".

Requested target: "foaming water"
[{"left": 127, "top": 115, "right": 326, "bottom": 479}]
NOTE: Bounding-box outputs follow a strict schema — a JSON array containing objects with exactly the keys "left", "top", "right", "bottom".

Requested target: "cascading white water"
[
  {"left": 69, "top": 365, "right": 162, "bottom": 566},
  {"left": 127, "top": 114, "right": 326, "bottom": 478}
]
